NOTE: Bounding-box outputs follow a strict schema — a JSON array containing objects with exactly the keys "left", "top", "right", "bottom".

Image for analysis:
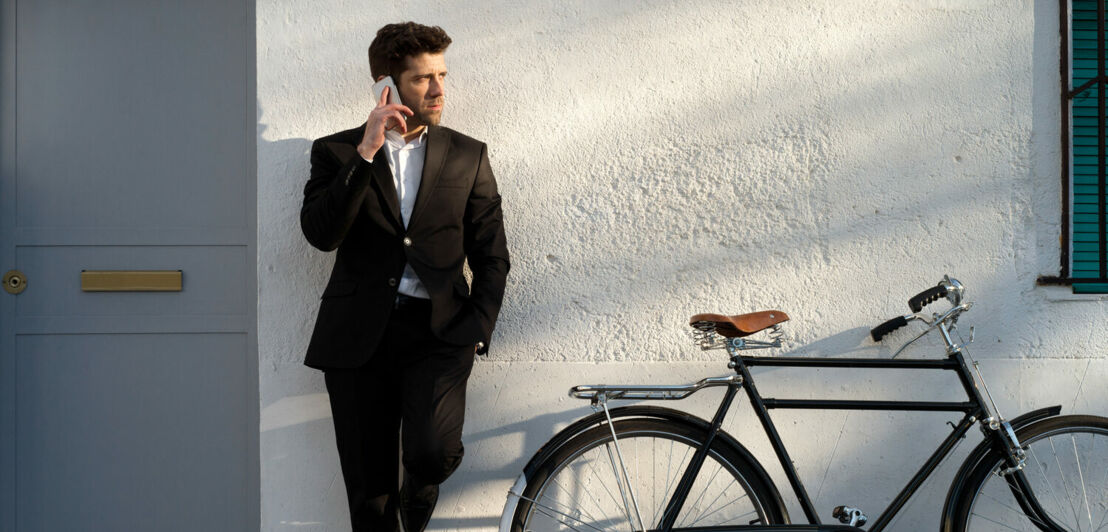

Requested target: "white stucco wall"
[{"left": 257, "top": 1, "right": 1108, "bottom": 530}]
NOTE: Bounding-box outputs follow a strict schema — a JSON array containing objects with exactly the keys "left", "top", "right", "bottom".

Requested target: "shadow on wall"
[{"left": 256, "top": 98, "right": 328, "bottom": 367}]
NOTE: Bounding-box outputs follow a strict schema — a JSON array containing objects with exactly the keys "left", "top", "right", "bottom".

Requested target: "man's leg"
[
  {"left": 325, "top": 357, "right": 402, "bottom": 532},
  {"left": 398, "top": 335, "right": 475, "bottom": 532}
]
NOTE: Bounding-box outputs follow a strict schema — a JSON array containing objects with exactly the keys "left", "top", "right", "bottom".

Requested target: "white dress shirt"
[{"left": 364, "top": 128, "right": 430, "bottom": 299}]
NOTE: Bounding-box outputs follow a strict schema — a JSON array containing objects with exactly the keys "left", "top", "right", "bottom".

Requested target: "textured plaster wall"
[{"left": 257, "top": 1, "right": 1107, "bottom": 530}]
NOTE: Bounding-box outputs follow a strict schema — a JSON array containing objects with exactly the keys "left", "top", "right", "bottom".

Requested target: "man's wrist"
[{"left": 357, "top": 144, "right": 376, "bottom": 162}]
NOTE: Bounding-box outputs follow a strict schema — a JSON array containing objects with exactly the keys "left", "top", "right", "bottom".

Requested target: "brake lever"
[{"left": 890, "top": 303, "right": 972, "bottom": 359}]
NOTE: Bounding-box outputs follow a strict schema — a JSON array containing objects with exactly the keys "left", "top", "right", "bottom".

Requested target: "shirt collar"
[{"left": 384, "top": 127, "right": 428, "bottom": 151}]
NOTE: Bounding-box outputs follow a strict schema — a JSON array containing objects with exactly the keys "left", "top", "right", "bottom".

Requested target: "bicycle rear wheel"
[
  {"left": 952, "top": 415, "right": 1108, "bottom": 531},
  {"left": 510, "top": 417, "right": 784, "bottom": 532}
]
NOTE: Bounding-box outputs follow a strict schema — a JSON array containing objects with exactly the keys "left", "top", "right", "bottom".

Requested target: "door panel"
[
  {"left": 14, "top": 0, "right": 248, "bottom": 230},
  {"left": 15, "top": 334, "right": 251, "bottom": 532}
]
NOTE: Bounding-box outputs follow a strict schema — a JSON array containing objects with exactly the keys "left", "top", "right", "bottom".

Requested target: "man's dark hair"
[{"left": 368, "top": 22, "right": 452, "bottom": 80}]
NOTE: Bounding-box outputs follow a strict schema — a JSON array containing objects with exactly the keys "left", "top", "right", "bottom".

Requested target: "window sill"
[{"left": 1038, "top": 284, "right": 1108, "bottom": 302}]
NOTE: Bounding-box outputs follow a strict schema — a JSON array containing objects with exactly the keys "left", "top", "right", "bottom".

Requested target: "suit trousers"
[{"left": 324, "top": 297, "right": 475, "bottom": 532}]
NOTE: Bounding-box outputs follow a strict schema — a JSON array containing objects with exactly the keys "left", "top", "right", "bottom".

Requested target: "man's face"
[{"left": 395, "top": 52, "right": 447, "bottom": 128}]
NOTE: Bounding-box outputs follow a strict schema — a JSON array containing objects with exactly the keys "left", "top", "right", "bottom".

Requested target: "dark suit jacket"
[{"left": 300, "top": 124, "right": 509, "bottom": 369}]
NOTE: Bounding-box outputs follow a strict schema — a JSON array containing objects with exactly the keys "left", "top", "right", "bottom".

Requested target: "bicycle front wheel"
[
  {"left": 952, "top": 415, "right": 1108, "bottom": 531},
  {"left": 510, "top": 417, "right": 783, "bottom": 532}
]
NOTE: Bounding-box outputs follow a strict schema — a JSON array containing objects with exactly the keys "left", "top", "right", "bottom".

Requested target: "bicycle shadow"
[
  {"left": 433, "top": 408, "right": 586, "bottom": 530},
  {"left": 781, "top": 326, "right": 876, "bottom": 358}
]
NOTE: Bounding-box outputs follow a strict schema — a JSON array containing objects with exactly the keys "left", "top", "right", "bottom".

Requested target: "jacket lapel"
[
  {"left": 408, "top": 125, "right": 450, "bottom": 229},
  {"left": 368, "top": 146, "right": 403, "bottom": 227}
]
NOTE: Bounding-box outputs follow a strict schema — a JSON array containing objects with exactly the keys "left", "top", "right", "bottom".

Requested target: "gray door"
[{"left": 0, "top": 1, "right": 257, "bottom": 530}]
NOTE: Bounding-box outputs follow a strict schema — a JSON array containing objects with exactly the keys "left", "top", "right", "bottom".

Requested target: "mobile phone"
[{"left": 372, "top": 76, "right": 403, "bottom": 107}]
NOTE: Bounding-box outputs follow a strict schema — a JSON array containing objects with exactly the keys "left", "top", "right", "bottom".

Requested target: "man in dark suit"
[{"left": 300, "top": 22, "right": 509, "bottom": 532}]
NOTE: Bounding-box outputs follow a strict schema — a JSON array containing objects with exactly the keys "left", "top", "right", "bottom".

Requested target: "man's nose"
[{"left": 428, "top": 78, "right": 444, "bottom": 98}]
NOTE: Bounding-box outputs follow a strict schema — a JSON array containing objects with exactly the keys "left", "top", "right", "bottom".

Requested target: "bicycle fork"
[
  {"left": 953, "top": 349, "right": 1067, "bottom": 532},
  {"left": 988, "top": 419, "right": 1068, "bottom": 532}
]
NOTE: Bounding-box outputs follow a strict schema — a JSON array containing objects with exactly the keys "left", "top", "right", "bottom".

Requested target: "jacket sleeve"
[
  {"left": 464, "top": 143, "right": 510, "bottom": 355},
  {"left": 300, "top": 139, "right": 375, "bottom": 252}
]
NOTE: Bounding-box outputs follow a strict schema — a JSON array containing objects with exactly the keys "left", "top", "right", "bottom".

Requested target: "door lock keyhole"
[{"left": 3, "top": 270, "right": 26, "bottom": 294}]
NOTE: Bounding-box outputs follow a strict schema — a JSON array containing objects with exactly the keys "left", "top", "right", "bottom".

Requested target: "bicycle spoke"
[
  {"left": 1073, "top": 434, "right": 1094, "bottom": 531},
  {"left": 546, "top": 477, "right": 602, "bottom": 525},
  {"left": 712, "top": 507, "right": 760, "bottom": 527},
  {"left": 976, "top": 486, "right": 1056, "bottom": 531},
  {"left": 688, "top": 492, "right": 753, "bottom": 526},
  {"left": 1048, "top": 435, "right": 1083, "bottom": 528},
  {"left": 970, "top": 510, "right": 1036, "bottom": 532},
  {"left": 673, "top": 458, "right": 726, "bottom": 529},
  {"left": 558, "top": 453, "right": 617, "bottom": 530},
  {"left": 688, "top": 471, "right": 741, "bottom": 527},
  {"left": 650, "top": 440, "right": 691, "bottom": 528},
  {"left": 1096, "top": 492, "right": 1108, "bottom": 532},
  {"left": 1029, "top": 444, "right": 1070, "bottom": 526},
  {"left": 538, "top": 497, "right": 607, "bottom": 532},
  {"left": 649, "top": 438, "right": 671, "bottom": 528},
  {"left": 579, "top": 445, "right": 634, "bottom": 528},
  {"left": 525, "top": 496, "right": 610, "bottom": 532},
  {"left": 1004, "top": 468, "right": 1072, "bottom": 530},
  {"left": 538, "top": 449, "right": 629, "bottom": 532},
  {"left": 598, "top": 447, "right": 640, "bottom": 532},
  {"left": 683, "top": 462, "right": 728, "bottom": 526},
  {"left": 1095, "top": 434, "right": 1108, "bottom": 532},
  {"left": 602, "top": 436, "right": 645, "bottom": 532},
  {"left": 635, "top": 435, "right": 643, "bottom": 527}
]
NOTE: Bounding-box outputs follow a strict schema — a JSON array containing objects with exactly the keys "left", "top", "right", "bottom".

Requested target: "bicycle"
[{"left": 499, "top": 276, "right": 1108, "bottom": 531}]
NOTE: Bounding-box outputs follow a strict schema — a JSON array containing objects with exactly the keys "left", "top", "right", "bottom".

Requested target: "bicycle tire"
[
  {"left": 949, "top": 414, "right": 1108, "bottom": 531},
  {"left": 509, "top": 417, "right": 785, "bottom": 532}
]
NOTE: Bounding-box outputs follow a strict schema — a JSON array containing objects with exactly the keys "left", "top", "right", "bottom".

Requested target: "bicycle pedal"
[{"left": 831, "top": 505, "right": 867, "bottom": 527}]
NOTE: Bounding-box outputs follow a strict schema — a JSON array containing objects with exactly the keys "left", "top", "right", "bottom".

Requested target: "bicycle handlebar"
[
  {"left": 870, "top": 315, "right": 909, "bottom": 341},
  {"left": 871, "top": 276, "right": 968, "bottom": 352},
  {"left": 908, "top": 284, "right": 948, "bottom": 313}
]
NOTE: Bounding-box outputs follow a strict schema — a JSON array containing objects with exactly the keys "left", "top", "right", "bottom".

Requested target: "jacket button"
[
  {"left": 476, "top": 341, "right": 486, "bottom": 350},
  {"left": 387, "top": 278, "right": 398, "bottom": 287},
  {"left": 403, "top": 237, "right": 412, "bottom": 247}
]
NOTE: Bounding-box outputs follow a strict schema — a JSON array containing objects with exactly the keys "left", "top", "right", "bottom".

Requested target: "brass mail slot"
[{"left": 81, "top": 270, "right": 183, "bottom": 292}]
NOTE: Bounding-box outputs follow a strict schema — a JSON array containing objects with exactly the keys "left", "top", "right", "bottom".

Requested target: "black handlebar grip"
[
  {"left": 870, "top": 316, "right": 909, "bottom": 342},
  {"left": 908, "top": 285, "right": 948, "bottom": 313}
]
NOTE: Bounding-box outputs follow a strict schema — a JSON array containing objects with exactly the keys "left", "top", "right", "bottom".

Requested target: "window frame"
[{"left": 1039, "top": 0, "right": 1108, "bottom": 293}]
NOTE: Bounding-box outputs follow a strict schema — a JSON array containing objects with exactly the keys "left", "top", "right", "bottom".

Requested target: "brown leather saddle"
[{"left": 689, "top": 310, "right": 789, "bottom": 338}]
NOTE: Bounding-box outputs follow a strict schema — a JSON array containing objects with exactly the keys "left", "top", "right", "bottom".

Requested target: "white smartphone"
[
  {"left": 371, "top": 76, "right": 403, "bottom": 107},
  {"left": 372, "top": 76, "right": 406, "bottom": 133}
]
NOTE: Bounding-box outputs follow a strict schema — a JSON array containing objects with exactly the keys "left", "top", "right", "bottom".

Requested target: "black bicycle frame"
[{"left": 653, "top": 351, "right": 1058, "bottom": 532}]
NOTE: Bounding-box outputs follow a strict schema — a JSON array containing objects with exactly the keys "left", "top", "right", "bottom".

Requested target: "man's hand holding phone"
[{"left": 358, "top": 81, "right": 413, "bottom": 160}]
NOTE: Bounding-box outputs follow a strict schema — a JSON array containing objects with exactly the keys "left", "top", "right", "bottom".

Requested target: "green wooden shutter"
[{"left": 1071, "top": 0, "right": 1108, "bottom": 293}]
